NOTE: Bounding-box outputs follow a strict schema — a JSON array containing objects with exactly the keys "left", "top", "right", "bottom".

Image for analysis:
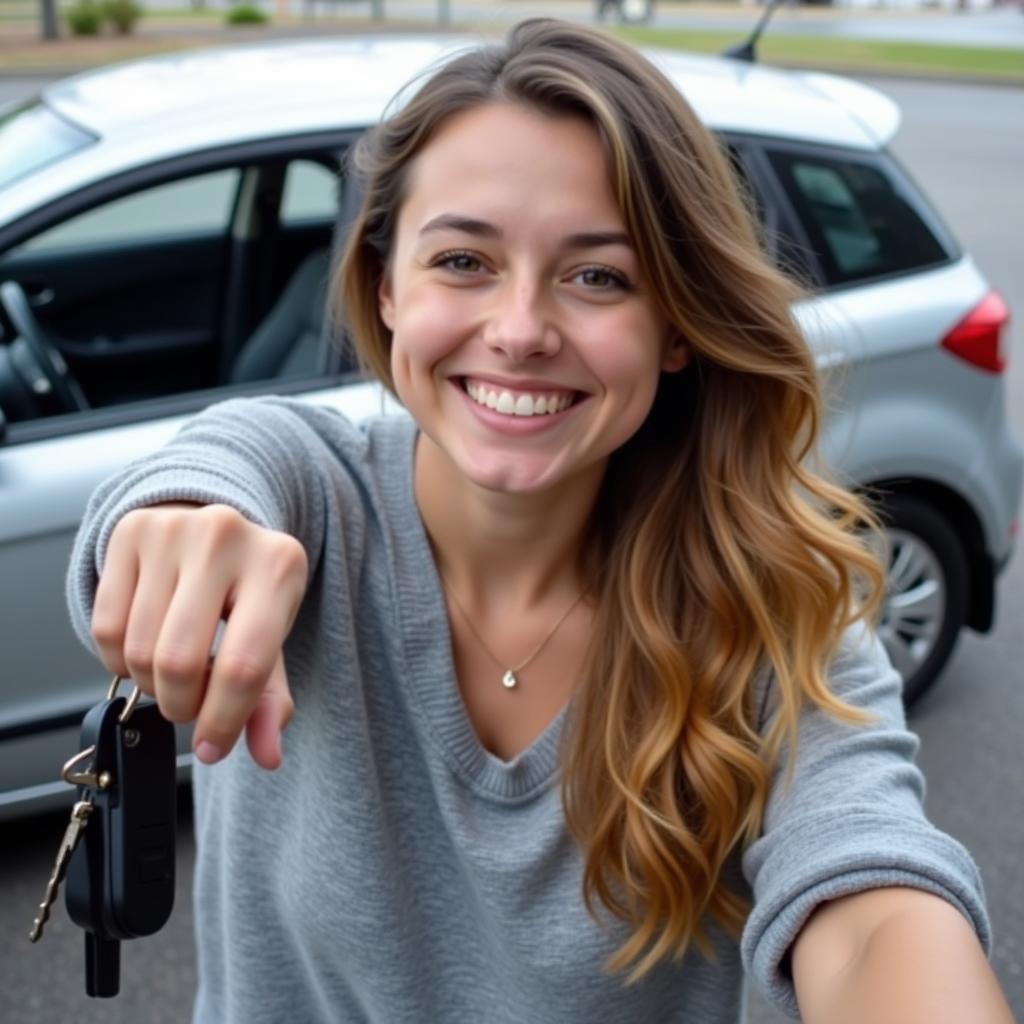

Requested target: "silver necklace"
[{"left": 442, "top": 579, "right": 585, "bottom": 690}]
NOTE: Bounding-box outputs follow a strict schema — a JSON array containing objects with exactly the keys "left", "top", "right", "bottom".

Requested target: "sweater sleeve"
[
  {"left": 740, "top": 621, "right": 991, "bottom": 1018},
  {"left": 64, "top": 395, "right": 358, "bottom": 658}
]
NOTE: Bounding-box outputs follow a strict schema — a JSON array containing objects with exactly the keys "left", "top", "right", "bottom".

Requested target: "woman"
[{"left": 67, "top": 19, "right": 1011, "bottom": 1023}]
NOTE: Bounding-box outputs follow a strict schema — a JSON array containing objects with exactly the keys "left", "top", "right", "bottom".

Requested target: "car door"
[
  {"left": 0, "top": 143, "right": 357, "bottom": 820},
  {"left": 0, "top": 169, "right": 242, "bottom": 407}
]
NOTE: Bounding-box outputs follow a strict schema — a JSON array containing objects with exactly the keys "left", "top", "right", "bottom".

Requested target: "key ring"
[
  {"left": 60, "top": 677, "right": 142, "bottom": 788},
  {"left": 106, "top": 675, "right": 142, "bottom": 724}
]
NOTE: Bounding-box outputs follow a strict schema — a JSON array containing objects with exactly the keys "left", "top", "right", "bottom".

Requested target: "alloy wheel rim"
[{"left": 878, "top": 528, "right": 947, "bottom": 684}]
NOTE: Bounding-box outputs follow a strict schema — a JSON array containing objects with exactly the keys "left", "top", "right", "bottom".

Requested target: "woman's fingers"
[
  {"left": 151, "top": 566, "right": 232, "bottom": 722},
  {"left": 92, "top": 502, "right": 204, "bottom": 684},
  {"left": 191, "top": 539, "right": 307, "bottom": 765},
  {"left": 243, "top": 653, "right": 295, "bottom": 771},
  {"left": 122, "top": 563, "right": 181, "bottom": 701},
  {"left": 91, "top": 512, "right": 142, "bottom": 679},
  {"left": 89, "top": 502, "right": 308, "bottom": 771}
]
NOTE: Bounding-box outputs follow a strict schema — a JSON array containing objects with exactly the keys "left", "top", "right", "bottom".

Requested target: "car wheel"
[{"left": 876, "top": 494, "right": 969, "bottom": 705}]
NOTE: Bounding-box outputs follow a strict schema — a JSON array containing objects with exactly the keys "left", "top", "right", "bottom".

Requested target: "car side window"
[
  {"left": 0, "top": 151, "right": 350, "bottom": 436},
  {"left": 280, "top": 160, "right": 340, "bottom": 226},
  {"left": 722, "top": 141, "right": 819, "bottom": 290},
  {"left": 765, "top": 149, "right": 948, "bottom": 286},
  {"left": 19, "top": 169, "right": 241, "bottom": 254}
]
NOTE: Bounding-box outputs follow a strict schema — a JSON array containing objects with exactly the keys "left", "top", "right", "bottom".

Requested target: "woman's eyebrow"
[
  {"left": 563, "top": 230, "right": 633, "bottom": 251},
  {"left": 419, "top": 214, "right": 632, "bottom": 250},
  {"left": 420, "top": 214, "right": 500, "bottom": 239}
]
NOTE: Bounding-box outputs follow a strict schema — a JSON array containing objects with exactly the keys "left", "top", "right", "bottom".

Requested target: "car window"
[
  {"left": 18, "top": 169, "right": 241, "bottom": 254},
  {"left": 724, "top": 144, "right": 766, "bottom": 241},
  {"left": 0, "top": 101, "right": 95, "bottom": 191},
  {"left": 766, "top": 150, "right": 948, "bottom": 286},
  {"left": 723, "top": 141, "right": 818, "bottom": 290},
  {"left": 0, "top": 153, "right": 347, "bottom": 435},
  {"left": 280, "top": 160, "right": 339, "bottom": 225}
]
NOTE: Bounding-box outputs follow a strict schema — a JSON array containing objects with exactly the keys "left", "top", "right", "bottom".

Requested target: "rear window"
[
  {"left": 723, "top": 141, "right": 819, "bottom": 289},
  {"left": 0, "top": 101, "right": 95, "bottom": 191},
  {"left": 766, "top": 150, "right": 948, "bottom": 286}
]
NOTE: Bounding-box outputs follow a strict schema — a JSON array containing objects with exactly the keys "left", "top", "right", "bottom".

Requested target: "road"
[
  {"left": 4, "top": 0, "right": 1024, "bottom": 48},
  {"left": 0, "top": 75, "right": 1021, "bottom": 1022}
]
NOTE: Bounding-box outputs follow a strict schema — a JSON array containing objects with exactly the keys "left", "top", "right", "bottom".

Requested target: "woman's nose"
[{"left": 482, "top": 282, "right": 561, "bottom": 362}]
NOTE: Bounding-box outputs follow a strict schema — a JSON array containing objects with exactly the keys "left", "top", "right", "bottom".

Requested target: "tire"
[{"left": 876, "top": 494, "right": 969, "bottom": 705}]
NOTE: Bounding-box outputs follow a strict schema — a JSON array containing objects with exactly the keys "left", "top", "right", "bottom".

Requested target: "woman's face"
[{"left": 379, "top": 101, "right": 688, "bottom": 496}]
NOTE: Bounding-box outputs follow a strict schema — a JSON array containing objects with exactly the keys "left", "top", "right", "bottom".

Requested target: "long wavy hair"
[{"left": 335, "top": 18, "right": 886, "bottom": 984}]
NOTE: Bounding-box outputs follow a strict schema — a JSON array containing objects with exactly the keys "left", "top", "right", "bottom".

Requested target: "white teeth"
[{"left": 463, "top": 380, "right": 574, "bottom": 417}]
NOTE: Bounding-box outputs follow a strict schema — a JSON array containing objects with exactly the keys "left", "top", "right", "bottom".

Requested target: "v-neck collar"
[{"left": 369, "top": 415, "right": 567, "bottom": 804}]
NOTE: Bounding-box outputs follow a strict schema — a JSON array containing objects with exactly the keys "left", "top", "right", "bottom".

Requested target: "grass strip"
[
  {"left": 2, "top": 16, "right": 1021, "bottom": 81},
  {"left": 615, "top": 26, "right": 1024, "bottom": 82}
]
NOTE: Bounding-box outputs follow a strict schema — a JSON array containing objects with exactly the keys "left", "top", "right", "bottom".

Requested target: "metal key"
[{"left": 28, "top": 798, "right": 94, "bottom": 942}]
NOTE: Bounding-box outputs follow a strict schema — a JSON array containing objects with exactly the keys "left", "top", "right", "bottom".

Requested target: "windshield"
[{"left": 0, "top": 100, "right": 95, "bottom": 191}]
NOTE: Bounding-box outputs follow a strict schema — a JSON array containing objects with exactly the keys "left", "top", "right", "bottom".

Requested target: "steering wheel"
[{"left": 0, "top": 280, "right": 89, "bottom": 413}]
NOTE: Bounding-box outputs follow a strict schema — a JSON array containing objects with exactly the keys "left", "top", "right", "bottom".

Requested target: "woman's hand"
[{"left": 90, "top": 502, "right": 309, "bottom": 771}]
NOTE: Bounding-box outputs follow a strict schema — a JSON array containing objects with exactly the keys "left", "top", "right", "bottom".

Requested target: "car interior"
[{"left": 0, "top": 146, "right": 361, "bottom": 428}]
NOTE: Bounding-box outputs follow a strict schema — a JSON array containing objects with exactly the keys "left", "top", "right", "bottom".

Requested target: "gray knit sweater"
[{"left": 65, "top": 396, "right": 990, "bottom": 1023}]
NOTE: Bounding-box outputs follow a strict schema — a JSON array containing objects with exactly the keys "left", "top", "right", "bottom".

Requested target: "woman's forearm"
[{"left": 794, "top": 888, "right": 1013, "bottom": 1024}]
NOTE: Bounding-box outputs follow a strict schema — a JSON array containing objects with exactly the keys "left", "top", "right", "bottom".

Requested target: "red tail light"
[{"left": 941, "top": 290, "right": 1010, "bottom": 373}]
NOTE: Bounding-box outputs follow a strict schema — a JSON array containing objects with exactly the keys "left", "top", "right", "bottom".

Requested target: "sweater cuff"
[{"left": 740, "top": 811, "right": 991, "bottom": 1018}]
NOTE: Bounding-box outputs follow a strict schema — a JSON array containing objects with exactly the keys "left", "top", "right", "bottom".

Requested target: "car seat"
[{"left": 229, "top": 248, "right": 332, "bottom": 384}]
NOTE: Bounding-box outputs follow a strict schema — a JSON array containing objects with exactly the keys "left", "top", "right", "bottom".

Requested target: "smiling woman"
[
  {"left": 376, "top": 102, "right": 685, "bottom": 496},
  {"left": 63, "top": 17, "right": 1011, "bottom": 1024}
]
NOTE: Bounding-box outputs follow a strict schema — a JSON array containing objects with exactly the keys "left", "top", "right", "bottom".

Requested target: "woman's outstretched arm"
[
  {"left": 740, "top": 624, "right": 995, "bottom": 1016},
  {"left": 792, "top": 885, "right": 1013, "bottom": 1023}
]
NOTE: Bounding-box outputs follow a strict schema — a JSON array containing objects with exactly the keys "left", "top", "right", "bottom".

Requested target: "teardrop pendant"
[{"left": 501, "top": 670, "right": 518, "bottom": 690}]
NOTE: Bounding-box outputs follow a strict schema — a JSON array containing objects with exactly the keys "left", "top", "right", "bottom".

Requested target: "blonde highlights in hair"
[{"left": 336, "top": 19, "right": 886, "bottom": 983}]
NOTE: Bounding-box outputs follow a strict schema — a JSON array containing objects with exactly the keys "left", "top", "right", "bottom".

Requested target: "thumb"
[{"left": 243, "top": 652, "right": 294, "bottom": 771}]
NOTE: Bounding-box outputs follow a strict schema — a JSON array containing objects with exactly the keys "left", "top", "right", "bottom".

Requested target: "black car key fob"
[
  {"left": 62, "top": 681, "right": 177, "bottom": 996},
  {"left": 104, "top": 699, "right": 177, "bottom": 939}
]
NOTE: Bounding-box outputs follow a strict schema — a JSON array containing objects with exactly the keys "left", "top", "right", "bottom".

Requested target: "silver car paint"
[{"left": 807, "top": 256, "right": 1020, "bottom": 560}]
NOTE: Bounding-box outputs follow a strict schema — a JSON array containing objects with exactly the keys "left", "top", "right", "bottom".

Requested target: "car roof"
[
  {"left": 44, "top": 35, "right": 898, "bottom": 152},
  {"left": 0, "top": 35, "right": 898, "bottom": 231}
]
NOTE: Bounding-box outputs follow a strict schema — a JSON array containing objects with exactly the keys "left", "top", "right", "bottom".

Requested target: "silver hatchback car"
[{"left": 0, "top": 37, "right": 1020, "bottom": 820}]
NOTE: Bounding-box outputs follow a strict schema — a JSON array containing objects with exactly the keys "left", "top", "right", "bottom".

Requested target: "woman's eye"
[
  {"left": 435, "top": 251, "right": 484, "bottom": 275},
  {"left": 576, "top": 266, "right": 630, "bottom": 290}
]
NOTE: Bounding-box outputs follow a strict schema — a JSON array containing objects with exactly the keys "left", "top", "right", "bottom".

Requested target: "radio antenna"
[{"left": 723, "top": 0, "right": 787, "bottom": 63}]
